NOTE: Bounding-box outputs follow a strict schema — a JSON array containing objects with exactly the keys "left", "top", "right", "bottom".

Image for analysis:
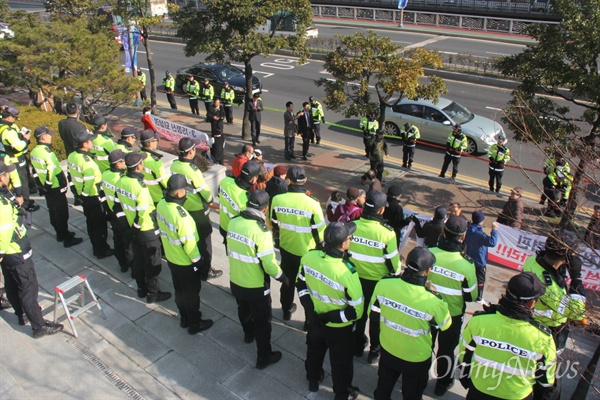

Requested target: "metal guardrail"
[
  {"left": 312, "top": 4, "right": 557, "bottom": 34},
  {"left": 312, "top": 0, "right": 554, "bottom": 15}
]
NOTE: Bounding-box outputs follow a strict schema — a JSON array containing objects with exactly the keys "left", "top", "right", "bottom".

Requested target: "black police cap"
[
  {"left": 444, "top": 216, "right": 468, "bottom": 236},
  {"left": 247, "top": 190, "right": 269, "bottom": 209},
  {"left": 405, "top": 247, "right": 436, "bottom": 272},
  {"left": 74, "top": 130, "right": 97, "bottom": 144},
  {"left": 120, "top": 126, "right": 137, "bottom": 138},
  {"left": 324, "top": 221, "right": 357, "bottom": 248},
  {"left": 506, "top": 272, "right": 546, "bottom": 301},
  {"left": 364, "top": 190, "right": 388, "bottom": 210},
  {"left": 240, "top": 160, "right": 261, "bottom": 179},
  {"left": 0, "top": 160, "right": 17, "bottom": 175},
  {"left": 33, "top": 126, "right": 56, "bottom": 139},
  {"left": 287, "top": 166, "right": 307, "bottom": 184},
  {"left": 125, "top": 152, "right": 147, "bottom": 168},
  {"left": 167, "top": 174, "right": 189, "bottom": 191},
  {"left": 178, "top": 137, "right": 196, "bottom": 153},
  {"left": 92, "top": 114, "right": 107, "bottom": 128},
  {"left": 108, "top": 149, "right": 127, "bottom": 164}
]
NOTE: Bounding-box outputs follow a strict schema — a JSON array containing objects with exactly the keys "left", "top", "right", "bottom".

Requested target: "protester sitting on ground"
[
  {"left": 265, "top": 165, "right": 288, "bottom": 201},
  {"left": 383, "top": 184, "right": 411, "bottom": 246},
  {"left": 326, "top": 190, "right": 345, "bottom": 223},
  {"left": 497, "top": 187, "right": 524, "bottom": 230},
  {"left": 360, "top": 169, "right": 383, "bottom": 192},
  {"left": 332, "top": 187, "right": 364, "bottom": 222},
  {"left": 231, "top": 144, "right": 254, "bottom": 177},
  {"left": 412, "top": 206, "right": 446, "bottom": 247},
  {"left": 448, "top": 202, "right": 467, "bottom": 221},
  {"left": 253, "top": 149, "right": 274, "bottom": 192}
]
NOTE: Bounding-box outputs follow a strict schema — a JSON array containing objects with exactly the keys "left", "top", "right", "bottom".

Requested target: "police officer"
[
  {"left": 271, "top": 166, "right": 325, "bottom": 323},
  {"left": 400, "top": 122, "right": 420, "bottom": 170},
  {"left": 114, "top": 126, "right": 136, "bottom": 153},
  {"left": 427, "top": 215, "right": 478, "bottom": 396},
  {"left": 309, "top": 96, "right": 325, "bottom": 145},
  {"left": 0, "top": 160, "right": 64, "bottom": 338},
  {"left": 137, "top": 68, "right": 147, "bottom": 101},
  {"left": 200, "top": 78, "right": 214, "bottom": 121},
  {"left": 30, "top": 126, "right": 82, "bottom": 247},
  {"left": 67, "top": 131, "right": 113, "bottom": 259},
  {"left": 171, "top": 137, "right": 222, "bottom": 280},
  {"left": 139, "top": 129, "right": 168, "bottom": 205},
  {"left": 208, "top": 98, "right": 226, "bottom": 165},
  {"left": 218, "top": 160, "right": 261, "bottom": 244},
  {"left": 439, "top": 124, "right": 468, "bottom": 183},
  {"left": 458, "top": 272, "right": 557, "bottom": 400},
  {"left": 359, "top": 112, "right": 378, "bottom": 157},
  {"left": 523, "top": 231, "right": 585, "bottom": 400},
  {"left": 348, "top": 190, "right": 400, "bottom": 364},
  {"left": 116, "top": 152, "right": 171, "bottom": 303},
  {"left": 220, "top": 81, "right": 235, "bottom": 123},
  {"left": 101, "top": 149, "right": 133, "bottom": 273},
  {"left": 488, "top": 135, "right": 510, "bottom": 193},
  {"left": 156, "top": 174, "right": 213, "bottom": 334},
  {"left": 523, "top": 231, "right": 586, "bottom": 347},
  {"left": 296, "top": 221, "right": 363, "bottom": 399},
  {"left": 90, "top": 115, "right": 115, "bottom": 173},
  {"left": 185, "top": 75, "right": 200, "bottom": 115},
  {"left": 0, "top": 105, "right": 39, "bottom": 212},
  {"left": 371, "top": 247, "right": 451, "bottom": 400},
  {"left": 227, "top": 189, "right": 289, "bottom": 369},
  {"left": 163, "top": 71, "right": 177, "bottom": 110}
]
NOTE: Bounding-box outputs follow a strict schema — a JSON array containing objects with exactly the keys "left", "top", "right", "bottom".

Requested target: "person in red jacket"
[
  {"left": 231, "top": 144, "right": 254, "bottom": 177},
  {"left": 141, "top": 107, "right": 158, "bottom": 133}
]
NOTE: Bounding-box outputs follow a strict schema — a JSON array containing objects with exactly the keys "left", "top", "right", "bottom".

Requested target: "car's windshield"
[
  {"left": 214, "top": 66, "right": 243, "bottom": 80},
  {"left": 442, "top": 101, "right": 474, "bottom": 124}
]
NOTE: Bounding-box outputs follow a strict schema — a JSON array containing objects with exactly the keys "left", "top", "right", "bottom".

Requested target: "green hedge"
[{"left": 16, "top": 105, "right": 91, "bottom": 161}]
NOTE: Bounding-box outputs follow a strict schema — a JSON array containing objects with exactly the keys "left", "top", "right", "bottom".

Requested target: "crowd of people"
[{"left": 0, "top": 94, "right": 593, "bottom": 400}]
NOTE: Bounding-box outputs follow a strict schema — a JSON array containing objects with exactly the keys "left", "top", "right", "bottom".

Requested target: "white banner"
[
  {"left": 486, "top": 224, "right": 600, "bottom": 291},
  {"left": 149, "top": 114, "right": 213, "bottom": 151}
]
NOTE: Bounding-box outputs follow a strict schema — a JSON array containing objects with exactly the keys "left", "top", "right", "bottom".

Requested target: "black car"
[{"left": 175, "top": 63, "right": 262, "bottom": 104}]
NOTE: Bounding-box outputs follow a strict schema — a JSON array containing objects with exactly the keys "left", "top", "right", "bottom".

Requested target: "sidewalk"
[{"left": 0, "top": 105, "right": 596, "bottom": 400}]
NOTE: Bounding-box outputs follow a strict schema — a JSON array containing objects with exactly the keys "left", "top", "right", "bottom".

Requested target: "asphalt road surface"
[{"left": 131, "top": 39, "right": 569, "bottom": 198}]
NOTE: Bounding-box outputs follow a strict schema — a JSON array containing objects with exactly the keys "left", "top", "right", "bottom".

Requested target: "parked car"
[
  {"left": 383, "top": 97, "right": 504, "bottom": 154},
  {"left": 175, "top": 63, "right": 262, "bottom": 104},
  {"left": 0, "top": 23, "right": 15, "bottom": 39}
]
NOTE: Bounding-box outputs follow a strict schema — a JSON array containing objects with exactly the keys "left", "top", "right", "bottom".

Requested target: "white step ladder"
[{"left": 53, "top": 274, "right": 106, "bottom": 338}]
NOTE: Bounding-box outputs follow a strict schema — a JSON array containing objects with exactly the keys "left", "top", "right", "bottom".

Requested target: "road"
[{"left": 131, "top": 39, "right": 556, "bottom": 197}]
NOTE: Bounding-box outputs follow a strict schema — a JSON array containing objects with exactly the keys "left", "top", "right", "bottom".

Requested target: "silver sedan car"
[{"left": 383, "top": 97, "right": 504, "bottom": 154}]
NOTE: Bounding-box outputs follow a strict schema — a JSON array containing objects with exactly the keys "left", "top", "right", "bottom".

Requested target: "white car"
[
  {"left": 383, "top": 97, "right": 504, "bottom": 154},
  {"left": 0, "top": 23, "right": 15, "bottom": 39}
]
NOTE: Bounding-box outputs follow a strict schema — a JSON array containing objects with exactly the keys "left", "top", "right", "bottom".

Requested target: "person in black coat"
[
  {"left": 382, "top": 184, "right": 410, "bottom": 246},
  {"left": 208, "top": 98, "right": 226, "bottom": 165},
  {"left": 296, "top": 102, "right": 313, "bottom": 161},
  {"left": 265, "top": 165, "right": 288, "bottom": 202},
  {"left": 413, "top": 206, "right": 447, "bottom": 247},
  {"left": 58, "top": 101, "right": 86, "bottom": 156},
  {"left": 247, "top": 93, "right": 263, "bottom": 146}
]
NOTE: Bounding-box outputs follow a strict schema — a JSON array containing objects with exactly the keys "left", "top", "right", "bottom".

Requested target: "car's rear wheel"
[
  {"left": 465, "top": 137, "right": 477, "bottom": 155},
  {"left": 384, "top": 122, "right": 401, "bottom": 137}
]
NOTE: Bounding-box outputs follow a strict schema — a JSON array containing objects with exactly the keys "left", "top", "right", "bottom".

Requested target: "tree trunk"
[
  {"left": 242, "top": 60, "right": 253, "bottom": 140},
  {"left": 378, "top": 100, "right": 387, "bottom": 133},
  {"left": 142, "top": 30, "right": 157, "bottom": 111}
]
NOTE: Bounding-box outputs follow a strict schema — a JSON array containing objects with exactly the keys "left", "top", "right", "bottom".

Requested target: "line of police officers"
[
  {"left": 214, "top": 151, "right": 587, "bottom": 400},
  {"left": 0, "top": 100, "right": 588, "bottom": 399}
]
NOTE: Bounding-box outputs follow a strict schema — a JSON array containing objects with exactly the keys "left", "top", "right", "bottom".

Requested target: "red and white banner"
[
  {"left": 488, "top": 224, "right": 600, "bottom": 291},
  {"left": 149, "top": 115, "right": 213, "bottom": 151}
]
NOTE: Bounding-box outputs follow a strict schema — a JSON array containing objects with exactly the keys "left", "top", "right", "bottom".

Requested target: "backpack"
[{"left": 337, "top": 204, "right": 352, "bottom": 223}]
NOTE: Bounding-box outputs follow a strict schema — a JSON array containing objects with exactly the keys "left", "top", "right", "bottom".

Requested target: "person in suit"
[
  {"left": 283, "top": 101, "right": 298, "bottom": 160},
  {"left": 208, "top": 98, "right": 226, "bottom": 165},
  {"left": 247, "top": 93, "right": 263, "bottom": 146},
  {"left": 296, "top": 102, "right": 312, "bottom": 161}
]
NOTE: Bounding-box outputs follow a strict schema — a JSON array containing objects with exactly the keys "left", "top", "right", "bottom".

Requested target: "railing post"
[
  {"left": 509, "top": 19, "right": 514, "bottom": 34},
  {"left": 336, "top": 5, "right": 339, "bottom": 18},
  {"left": 483, "top": 17, "right": 487, "bottom": 31}
]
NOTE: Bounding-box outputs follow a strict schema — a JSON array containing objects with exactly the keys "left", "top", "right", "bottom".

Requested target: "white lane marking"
[
  {"left": 231, "top": 63, "right": 274, "bottom": 78},
  {"left": 486, "top": 52, "right": 510, "bottom": 56},
  {"left": 486, "top": 106, "right": 502, "bottom": 111},
  {"left": 319, "top": 69, "right": 331, "bottom": 75},
  {"left": 137, "top": 51, "right": 153, "bottom": 54},
  {"left": 121, "top": 65, "right": 149, "bottom": 71},
  {"left": 260, "top": 62, "right": 294, "bottom": 70},
  {"left": 327, "top": 78, "right": 373, "bottom": 89},
  {"left": 438, "top": 51, "right": 458, "bottom": 55},
  {"left": 403, "top": 36, "right": 449, "bottom": 50},
  {"left": 392, "top": 40, "right": 412, "bottom": 44}
]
